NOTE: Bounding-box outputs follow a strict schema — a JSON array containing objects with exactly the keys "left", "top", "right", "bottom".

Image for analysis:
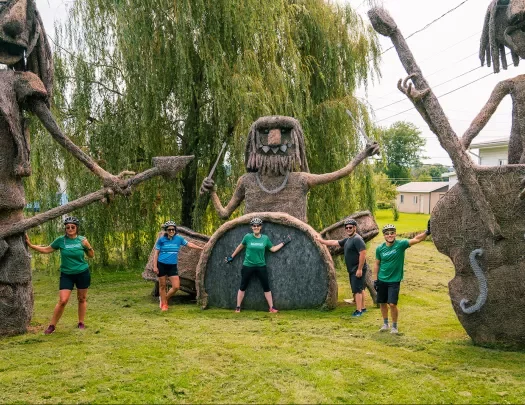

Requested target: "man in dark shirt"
[{"left": 316, "top": 218, "right": 368, "bottom": 316}]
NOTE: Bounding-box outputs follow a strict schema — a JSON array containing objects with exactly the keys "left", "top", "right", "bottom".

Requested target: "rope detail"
[{"left": 460, "top": 248, "right": 488, "bottom": 314}]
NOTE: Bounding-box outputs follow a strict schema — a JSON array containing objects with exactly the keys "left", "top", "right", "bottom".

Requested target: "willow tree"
[{"left": 32, "top": 0, "right": 380, "bottom": 264}]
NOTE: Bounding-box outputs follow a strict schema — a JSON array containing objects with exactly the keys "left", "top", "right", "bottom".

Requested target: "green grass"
[
  {"left": 374, "top": 209, "right": 429, "bottom": 234},
  {"left": 2, "top": 218, "right": 524, "bottom": 403}
]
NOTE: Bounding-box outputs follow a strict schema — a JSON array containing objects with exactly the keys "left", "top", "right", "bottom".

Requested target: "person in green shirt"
[
  {"left": 26, "top": 216, "right": 94, "bottom": 335},
  {"left": 225, "top": 217, "right": 291, "bottom": 313},
  {"left": 374, "top": 221, "right": 430, "bottom": 335}
]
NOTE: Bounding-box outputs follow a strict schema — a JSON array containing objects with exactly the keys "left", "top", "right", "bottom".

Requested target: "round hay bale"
[
  {"left": 196, "top": 212, "right": 337, "bottom": 310},
  {"left": 432, "top": 165, "right": 525, "bottom": 347}
]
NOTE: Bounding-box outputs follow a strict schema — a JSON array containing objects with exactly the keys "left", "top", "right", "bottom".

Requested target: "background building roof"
[{"left": 396, "top": 182, "right": 449, "bottom": 193}]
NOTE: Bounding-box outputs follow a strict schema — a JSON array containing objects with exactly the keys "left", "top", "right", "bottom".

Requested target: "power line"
[{"left": 377, "top": 0, "right": 473, "bottom": 57}]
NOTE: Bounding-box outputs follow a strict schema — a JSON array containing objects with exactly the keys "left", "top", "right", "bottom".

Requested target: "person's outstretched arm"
[
  {"left": 187, "top": 241, "right": 204, "bottom": 250},
  {"left": 269, "top": 235, "right": 292, "bottom": 252},
  {"left": 314, "top": 234, "right": 340, "bottom": 247},
  {"left": 225, "top": 243, "right": 245, "bottom": 263},
  {"left": 408, "top": 220, "right": 431, "bottom": 246},
  {"left": 25, "top": 234, "right": 55, "bottom": 254}
]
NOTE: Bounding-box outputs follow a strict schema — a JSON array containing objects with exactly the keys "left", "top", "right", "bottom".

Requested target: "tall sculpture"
[
  {"left": 0, "top": 0, "right": 192, "bottom": 336},
  {"left": 369, "top": 2, "right": 525, "bottom": 347},
  {"left": 200, "top": 115, "right": 380, "bottom": 222}
]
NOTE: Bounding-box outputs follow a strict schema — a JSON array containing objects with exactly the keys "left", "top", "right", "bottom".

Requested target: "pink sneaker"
[
  {"left": 269, "top": 307, "right": 279, "bottom": 313},
  {"left": 161, "top": 304, "right": 169, "bottom": 312},
  {"left": 77, "top": 322, "right": 85, "bottom": 330},
  {"left": 44, "top": 325, "right": 55, "bottom": 335}
]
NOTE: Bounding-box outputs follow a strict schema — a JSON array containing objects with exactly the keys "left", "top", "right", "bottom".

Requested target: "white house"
[
  {"left": 469, "top": 136, "right": 509, "bottom": 166},
  {"left": 396, "top": 182, "right": 449, "bottom": 214}
]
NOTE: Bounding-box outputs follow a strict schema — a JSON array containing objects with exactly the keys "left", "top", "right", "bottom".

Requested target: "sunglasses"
[
  {"left": 383, "top": 231, "right": 396, "bottom": 236},
  {"left": 251, "top": 225, "right": 261, "bottom": 228},
  {"left": 166, "top": 228, "right": 176, "bottom": 232},
  {"left": 65, "top": 225, "right": 77, "bottom": 230},
  {"left": 345, "top": 225, "right": 354, "bottom": 230}
]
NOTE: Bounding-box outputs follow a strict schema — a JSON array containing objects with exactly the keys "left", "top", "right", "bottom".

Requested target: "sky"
[{"left": 37, "top": 0, "right": 520, "bottom": 167}]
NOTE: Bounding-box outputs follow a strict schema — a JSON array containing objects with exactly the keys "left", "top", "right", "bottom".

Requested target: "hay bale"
[
  {"left": 196, "top": 212, "right": 337, "bottom": 310},
  {"left": 432, "top": 165, "right": 525, "bottom": 347},
  {"left": 142, "top": 227, "right": 209, "bottom": 296}
]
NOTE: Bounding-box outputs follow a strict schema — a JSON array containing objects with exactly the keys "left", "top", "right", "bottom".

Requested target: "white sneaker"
[
  {"left": 390, "top": 327, "right": 399, "bottom": 334},
  {"left": 379, "top": 324, "right": 390, "bottom": 332}
]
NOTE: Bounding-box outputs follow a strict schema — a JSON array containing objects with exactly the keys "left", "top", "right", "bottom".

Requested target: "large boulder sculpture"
[
  {"left": 0, "top": 0, "right": 192, "bottom": 336},
  {"left": 369, "top": 2, "right": 525, "bottom": 347},
  {"left": 196, "top": 213, "right": 337, "bottom": 310}
]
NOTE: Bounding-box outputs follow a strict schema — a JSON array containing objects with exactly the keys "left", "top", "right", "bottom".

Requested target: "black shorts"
[
  {"left": 239, "top": 265, "right": 270, "bottom": 292},
  {"left": 349, "top": 267, "right": 367, "bottom": 294},
  {"left": 59, "top": 270, "right": 91, "bottom": 290},
  {"left": 157, "top": 262, "right": 179, "bottom": 277},
  {"left": 376, "top": 281, "right": 401, "bottom": 305}
]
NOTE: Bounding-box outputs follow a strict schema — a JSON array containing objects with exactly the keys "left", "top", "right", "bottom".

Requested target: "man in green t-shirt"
[{"left": 374, "top": 221, "right": 430, "bottom": 335}]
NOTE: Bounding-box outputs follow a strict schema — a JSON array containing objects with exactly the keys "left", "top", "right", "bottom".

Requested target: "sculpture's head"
[
  {"left": 480, "top": 0, "right": 525, "bottom": 72},
  {"left": 0, "top": 0, "right": 53, "bottom": 94},
  {"left": 245, "top": 116, "right": 309, "bottom": 176}
]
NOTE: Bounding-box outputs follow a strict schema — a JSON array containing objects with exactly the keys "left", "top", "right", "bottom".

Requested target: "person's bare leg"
[
  {"left": 50, "top": 289, "right": 72, "bottom": 326},
  {"left": 264, "top": 291, "right": 274, "bottom": 309},
  {"left": 77, "top": 289, "right": 88, "bottom": 323},
  {"left": 237, "top": 290, "right": 245, "bottom": 307},
  {"left": 158, "top": 276, "right": 167, "bottom": 307},
  {"left": 389, "top": 303, "right": 398, "bottom": 324},
  {"left": 355, "top": 291, "right": 363, "bottom": 312},
  {"left": 166, "top": 275, "right": 180, "bottom": 302},
  {"left": 380, "top": 303, "right": 389, "bottom": 322}
]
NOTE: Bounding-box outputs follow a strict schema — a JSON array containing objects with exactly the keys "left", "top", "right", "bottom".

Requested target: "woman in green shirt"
[
  {"left": 225, "top": 217, "right": 291, "bottom": 313},
  {"left": 26, "top": 216, "right": 94, "bottom": 335}
]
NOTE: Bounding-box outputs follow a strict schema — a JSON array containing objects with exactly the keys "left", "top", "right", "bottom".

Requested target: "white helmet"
[{"left": 250, "top": 217, "right": 263, "bottom": 226}]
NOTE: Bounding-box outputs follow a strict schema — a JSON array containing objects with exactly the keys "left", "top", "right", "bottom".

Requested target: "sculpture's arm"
[
  {"left": 208, "top": 177, "right": 246, "bottom": 220},
  {"left": 305, "top": 142, "right": 379, "bottom": 188},
  {"left": 30, "top": 99, "right": 130, "bottom": 194},
  {"left": 368, "top": 7, "right": 503, "bottom": 240},
  {"left": 461, "top": 80, "right": 512, "bottom": 149}
]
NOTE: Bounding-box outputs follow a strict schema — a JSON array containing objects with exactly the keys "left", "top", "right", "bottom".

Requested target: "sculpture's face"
[
  {"left": 256, "top": 125, "right": 296, "bottom": 159},
  {"left": 504, "top": 0, "right": 525, "bottom": 58},
  {"left": 0, "top": 0, "right": 37, "bottom": 65}
]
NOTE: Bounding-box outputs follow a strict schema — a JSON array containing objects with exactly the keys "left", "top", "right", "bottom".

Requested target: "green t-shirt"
[
  {"left": 50, "top": 235, "right": 90, "bottom": 274},
  {"left": 375, "top": 239, "right": 410, "bottom": 283},
  {"left": 241, "top": 233, "right": 273, "bottom": 267}
]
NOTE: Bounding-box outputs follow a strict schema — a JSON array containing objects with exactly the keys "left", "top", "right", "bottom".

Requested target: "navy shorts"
[
  {"left": 59, "top": 270, "right": 91, "bottom": 290},
  {"left": 376, "top": 281, "right": 401, "bottom": 305},
  {"left": 157, "top": 262, "right": 179, "bottom": 277},
  {"left": 240, "top": 265, "right": 270, "bottom": 292},
  {"left": 349, "top": 266, "right": 367, "bottom": 294}
]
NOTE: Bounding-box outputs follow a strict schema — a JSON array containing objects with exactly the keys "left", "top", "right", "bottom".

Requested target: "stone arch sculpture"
[
  {"left": 369, "top": 3, "right": 525, "bottom": 347},
  {"left": 0, "top": 0, "right": 192, "bottom": 336}
]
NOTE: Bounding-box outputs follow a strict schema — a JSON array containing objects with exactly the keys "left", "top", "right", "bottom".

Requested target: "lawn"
[
  {"left": 374, "top": 209, "right": 430, "bottom": 234},
  {"left": 1, "top": 215, "right": 524, "bottom": 404}
]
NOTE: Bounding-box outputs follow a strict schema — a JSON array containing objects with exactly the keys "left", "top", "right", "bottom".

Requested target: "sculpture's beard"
[{"left": 249, "top": 153, "right": 298, "bottom": 176}]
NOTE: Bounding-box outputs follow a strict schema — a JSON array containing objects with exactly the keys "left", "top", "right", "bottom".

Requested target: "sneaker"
[
  {"left": 269, "top": 307, "right": 279, "bottom": 313},
  {"left": 390, "top": 327, "right": 399, "bottom": 334},
  {"left": 361, "top": 308, "right": 367, "bottom": 313},
  {"left": 77, "top": 322, "right": 85, "bottom": 330},
  {"left": 351, "top": 310, "right": 362, "bottom": 317},
  {"left": 44, "top": 325, "right": 55, "bottom": 335},
  {"left": 161, "top": 304, "right": 169, "bottom": 312},
  {"left": 379, "top": 324, "right": 390, "bottom": 332},
  {"left": 235, "top": 306, "right": 241, "bottom": 313}
]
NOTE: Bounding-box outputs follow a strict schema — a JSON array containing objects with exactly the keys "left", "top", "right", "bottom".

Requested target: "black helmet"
[
  {"left": 162, "top": 220, "right": 177, "bottom": 230},
  {"left": 344, "top": 218, "right": 358, "bottom": 226},
  {"left": 250, "top": 217, "right": 263, "bottom": 226},
  {"left": 63, "top": 216, "right": 80, "bottom": 226}
]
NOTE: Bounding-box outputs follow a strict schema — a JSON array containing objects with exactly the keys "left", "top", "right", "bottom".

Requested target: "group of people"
[{"left": 26, "top": 214, "right": 430, "bottom": 335}]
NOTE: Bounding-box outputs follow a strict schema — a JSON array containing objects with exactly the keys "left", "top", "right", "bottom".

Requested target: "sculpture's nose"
[
  {"left": 268, "top": 128, "right": 282, "bottom": 146},
  {"left": 1, "top": 0, "right": 28, "bottom": 42}
]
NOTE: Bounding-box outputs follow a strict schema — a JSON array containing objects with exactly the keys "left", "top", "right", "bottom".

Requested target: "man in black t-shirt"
[{"left": 316, "top": 218, "right": 368, "bottom": 316}]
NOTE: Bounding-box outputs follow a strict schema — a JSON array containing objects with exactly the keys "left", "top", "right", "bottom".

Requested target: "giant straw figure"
[
  {"left": 368, "top": 1, "right": 525, "bottom": 347},
  {"left": 0, "top": 0, "right": 192, "bottom": 336},
  {"left": 200, "top": 115, "right": 380, "bottom": 222}
]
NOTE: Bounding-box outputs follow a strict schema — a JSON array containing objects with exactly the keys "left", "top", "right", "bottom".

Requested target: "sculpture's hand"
[
  {"left": 365, "top": 141, "right": 380, "bottom": 157},
  {"left": 200, "top": 177, "right": 216, "bottom": 195},
  {"left": 397, "top": 74, "right": 430, "bottom": 103}
]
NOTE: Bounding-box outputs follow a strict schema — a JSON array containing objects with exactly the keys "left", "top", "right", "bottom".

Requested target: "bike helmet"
[
  {"left": 63, "top": 216, "right": 80, "bottom": 226},
  {"left": 382, "top": 224, "right": 396, "bottom": 233},
  {"left": 250, "top": 217, "right": 263, "bottom": 226},
  {"left": 162, "top": 220, "right": 177, "bottom": 230},
  {"left": 343, "top": 218, "right": 358, "bottom": 226}
]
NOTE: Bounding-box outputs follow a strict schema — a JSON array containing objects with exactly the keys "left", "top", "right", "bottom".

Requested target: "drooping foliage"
[{"left": 27, "top": 0, "right": 380, "bottom": 267}]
